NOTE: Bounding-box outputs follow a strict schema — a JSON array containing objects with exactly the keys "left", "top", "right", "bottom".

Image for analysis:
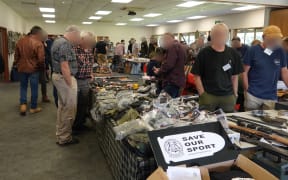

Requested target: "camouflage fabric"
[
  {"left": 117, "top": 108, "right": 140, "bottom": 125},
  {"left": 123, "top": 133, "right": 153, "bottom": 158}
]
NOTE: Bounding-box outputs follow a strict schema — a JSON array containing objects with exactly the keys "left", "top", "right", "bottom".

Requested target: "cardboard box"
[{"left": 147, "top": 154, "right": 278, "bottom": 180}]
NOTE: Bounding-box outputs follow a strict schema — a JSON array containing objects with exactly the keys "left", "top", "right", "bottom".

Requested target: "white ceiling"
[{"left": 2, "top": 0, "right": 270, "bottom": 26}]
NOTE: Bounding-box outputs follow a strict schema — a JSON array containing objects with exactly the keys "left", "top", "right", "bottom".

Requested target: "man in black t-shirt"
[
  {"left": 192, "top": 23, "right": 243, "bottom": 113},
  {"left": 95, "top": 38, "right": 107, "bottom": 65}
]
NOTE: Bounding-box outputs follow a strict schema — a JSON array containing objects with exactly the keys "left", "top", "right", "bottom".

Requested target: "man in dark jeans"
[
  {"left": 73, "top": 31, "right": 95, "bottom": 132},
  {"left": 153, "top": 33, "right": 186, "bottom": 98},
  {"left": 14, "top": 26, "right": 45, "bottom": 115}
]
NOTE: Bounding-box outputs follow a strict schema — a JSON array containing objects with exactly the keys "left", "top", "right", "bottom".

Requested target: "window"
[
  {"left": 236, "top": 28, "right": 263, "bottom": 45},
  {"left": 245, "top": 29, "right": 255, "bottom": 45},
  {"left": 255, "top": 28, "right": 263, "bottom": 41}
]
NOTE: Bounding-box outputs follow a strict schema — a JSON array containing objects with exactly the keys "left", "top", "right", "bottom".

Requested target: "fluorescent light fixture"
[
  {"left": 95, "top": 11, "right": 112, "bottom": 15},
  {"left": 89, "top": 16, "right": 102, "bottom": 20},
  {"left": 232, "top": 5, "right": 262, "bottom": 11},
  {"left": 39, "top": 7, "right": 55, "bottom": 13},
  {"left": 115, "top": 23, "right": 127, "bottom": 26},
  {"left": 176, "top": 1, "right": 205, "bottom": 8},
  {"left": 130, "top": 18, "right": 144, "bottom": 21},
  {"left": 146, "top": 24, "right": 159, "bottom": 27},
  {"left": 187, "top": 15, "right": 207, "bottom": 20},
  {"left": 42, "top": 14, "right": 55, "bottom": 18},
  {"left": 143, "top": 13, "right": 162, "bottom": 17},
  {"left": 167, "top": 20, "right": 183, "bottom": 23},
  {"left": 45, "top": 20, "right": 56, "bottom": 23},
  {"left": 111, "top": 0, "right": 132, "bottom": 3},
  {"left": 82, "top": 21, "right": 93, "bottom": 24}
]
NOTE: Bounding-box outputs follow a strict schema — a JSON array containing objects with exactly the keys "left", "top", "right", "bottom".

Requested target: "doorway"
[{"left": 0, "top": 27, "right": 9, "bottom": 82}]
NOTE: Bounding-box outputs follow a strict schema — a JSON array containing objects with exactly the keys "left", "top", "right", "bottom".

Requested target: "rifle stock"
[{"left": 228, "top": 122, "right": 288, "bottom": 146}]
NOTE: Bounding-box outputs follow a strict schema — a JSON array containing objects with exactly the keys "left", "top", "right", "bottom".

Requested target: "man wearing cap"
[
  {"left": 243, "top": 25, "right": 288, "bottom": 110},
  {"left": 52, "top": 25, "right": 81, "bottom": 146}
]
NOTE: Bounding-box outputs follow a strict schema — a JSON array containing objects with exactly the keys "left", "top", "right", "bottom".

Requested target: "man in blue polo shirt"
[{"left": 243, "top": 25, "right": 288, "bottom": 110}]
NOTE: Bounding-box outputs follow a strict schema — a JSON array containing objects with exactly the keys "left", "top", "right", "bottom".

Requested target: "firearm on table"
[{"left": 228, "top": 122, "right": 288, "bottom": 146}]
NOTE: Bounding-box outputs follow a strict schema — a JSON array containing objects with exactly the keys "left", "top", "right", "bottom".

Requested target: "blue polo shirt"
[{"left": 243, "top": 45, "right": 287, "bottom": 100}]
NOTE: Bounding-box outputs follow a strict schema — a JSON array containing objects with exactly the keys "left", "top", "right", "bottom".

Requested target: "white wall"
[
  {"left": 26, "top": 21, "right": 153, "bottom": 44},
  {"left": 0, "top": 1, "right": 27, "bottom": 32},
  {"left": 0, "top": 0, "right": 27, "bottom": 76},
  {"left": 153, "top": 9, "right": 266, "bottom": 35}
]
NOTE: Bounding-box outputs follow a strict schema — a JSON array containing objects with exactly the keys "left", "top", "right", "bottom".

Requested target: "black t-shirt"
[
  {"left": 96, "top": 41, "right": 107, "bottom": 54},
  {"left": 192, "top": 46, "right": 243, "bottom": 96}
]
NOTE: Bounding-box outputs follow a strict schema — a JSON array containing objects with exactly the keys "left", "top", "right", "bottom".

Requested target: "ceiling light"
[
  {"left": 115, "top": 23, "right": 127, "bottom": 26},
  {"left": 146, "top": 24, "right": 159, "bottom": 27},
  {"left": 45, "top": 20, "right": 56, "bottom": 23},
  {"left": 143, "top": 13, "right": 162, "bottom": 17},
  {"left": 89, "top": 16, "right": 102, "bottom": 20},
  {"left": 95, "top": 11, "right": 112, "bottom": 15},
  {"left": 232, "top": 5, "right": 262, "bottom": 11},
  {"left": 111, "top": 0, "right": 133, "bottom": 3},
  {"left": 176, "top": 1, "right": 205, "bottom": 8},
  {"left": 39, "top": 7, "right": 55, "bottom": 13},
  {"left": 82, "top": 22, "right": 93, "bottom": 25},
  {"left": 42, "top": 14, "right": 55, "bottom": 18},
  {"left": 187, "top": 15, "right": 207, "bottom": 20},
  {"left": 130, "top": 18, "right": 144, "bottom": 21},
  {"left": 167, "top": 20, "right": 183, "bottom": 23}
]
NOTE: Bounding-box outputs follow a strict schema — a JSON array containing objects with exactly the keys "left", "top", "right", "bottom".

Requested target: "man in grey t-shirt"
[{"left": 52, "top": 25, "right": 81, "bottom": 146}]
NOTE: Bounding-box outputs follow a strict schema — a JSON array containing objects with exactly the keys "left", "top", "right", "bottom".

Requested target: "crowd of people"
[{"left": 12, "top": 22, "right": 288, "bottom": 146}]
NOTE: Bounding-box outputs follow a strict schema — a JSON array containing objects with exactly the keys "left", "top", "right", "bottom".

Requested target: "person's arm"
[
  {"left": 231, "top": 75, "right": 239, "bottom": 97},
  {"left": 37, "top": 43, "right": 45, "bottom": 70},
  {"left": 194, "top": 75, "right": 205, "bottom": 95},
  {"left": 242, "top": 65, "right": 250, "bottom": 91},
  {"left": 159, "top": 47, "right": 177, "bottom": 74},
  {"left": 281, "top": 68, "right": 288, "bottom": 86},
  {"left": 60, "top": 61, "right": 72, "bottom": 87}
]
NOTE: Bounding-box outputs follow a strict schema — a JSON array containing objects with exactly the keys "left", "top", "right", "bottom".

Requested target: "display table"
[
  {"left": 123, "top": 58, "right": 150, "bottom": 75},
  {"left": 94, "top": 118, "right": 157, "bottom": 180}
]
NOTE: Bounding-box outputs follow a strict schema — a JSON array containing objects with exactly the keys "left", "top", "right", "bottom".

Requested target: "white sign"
[{"left": 157, "top": 131, "right": 225, "bottom": 164}]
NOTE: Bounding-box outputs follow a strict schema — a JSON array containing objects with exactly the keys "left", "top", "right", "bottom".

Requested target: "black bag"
[{"left": 10, "top": 67, "right": 20, "bottom": 82}]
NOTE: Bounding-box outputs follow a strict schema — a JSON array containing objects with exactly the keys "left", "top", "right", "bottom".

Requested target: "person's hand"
[{"left": 153, "top": 67, "right": 160, "bottom": 74}]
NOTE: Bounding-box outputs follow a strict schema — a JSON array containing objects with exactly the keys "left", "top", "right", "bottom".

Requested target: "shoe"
[
  {"left": 20, "top": 104, "right": 27, "bottom": 116},
  {"left": 30, "top": 107, "right": 42, "bottom": 114},
  {"left": 42, "top": 96, "right": 51, "bottom": 103},
  {"left": 56, "top": 138, "right": 80, "bottom": 146}
]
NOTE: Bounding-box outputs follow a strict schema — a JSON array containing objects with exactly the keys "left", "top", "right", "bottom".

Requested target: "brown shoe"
[
  {"left": 20, "top": 104, "right": 27, "bottom": 116},
  {"left": 56, "top": 138, "right": 80, "bottom": 147},
  {"left": 42, "top": 96, "right": 51, "bottom": 103},
  {"left": 30, "top": 107, "right": 42, "bottom": 114}
]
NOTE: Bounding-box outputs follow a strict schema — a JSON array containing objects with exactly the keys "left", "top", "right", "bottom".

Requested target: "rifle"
[
  {"left": 228, "top": 116, "right": 288, "bottom": 137},
  {"left": 228, "top": 122, "right": 288, "bottom": 146},
  {"left": 230, "top": 115, "right": 286, "bottom": 129}
]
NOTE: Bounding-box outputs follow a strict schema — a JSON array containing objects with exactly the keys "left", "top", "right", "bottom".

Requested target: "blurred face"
[
  {"left": 231, "top": 40, "right": 241, "bottom": 49},
  {"left": 162, "top": 35, "right": 174, "bottom": 49},
  {"left": 71, "top": 31, "right": 81, "bottom": 45},
  {"left": 81, "top": 36, "right": 95, "bottom": 49},
  {"left": 211, "top": 27, "right": 228, "bottom": 46},
  {"left": 263, "top": 36, "right": 282, "bottom": 50},
  {"left": 196, "top": 38, "right": 204, "bottom": 47}
]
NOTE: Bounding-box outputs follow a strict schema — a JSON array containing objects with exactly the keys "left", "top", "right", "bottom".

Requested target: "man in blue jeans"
[
  {"left": 153, "top": 33, "right": 186, "bottom": 98},
  {"left": 14, "top": 26, "right": 45, "bottom": 116}
]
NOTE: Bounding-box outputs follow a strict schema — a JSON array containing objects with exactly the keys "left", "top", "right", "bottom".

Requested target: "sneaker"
[
  {"left": 42, "top": 96, "right": 51, "bottom": 103},
  {"left": 20, "top": 104, "right": 27, "bottom": 116},
  {"left": 30, "top": 107, "right": 42, "bottom": 114},
  {"left": 56, "top": 138, "right": 80, "bottom": 146}
]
